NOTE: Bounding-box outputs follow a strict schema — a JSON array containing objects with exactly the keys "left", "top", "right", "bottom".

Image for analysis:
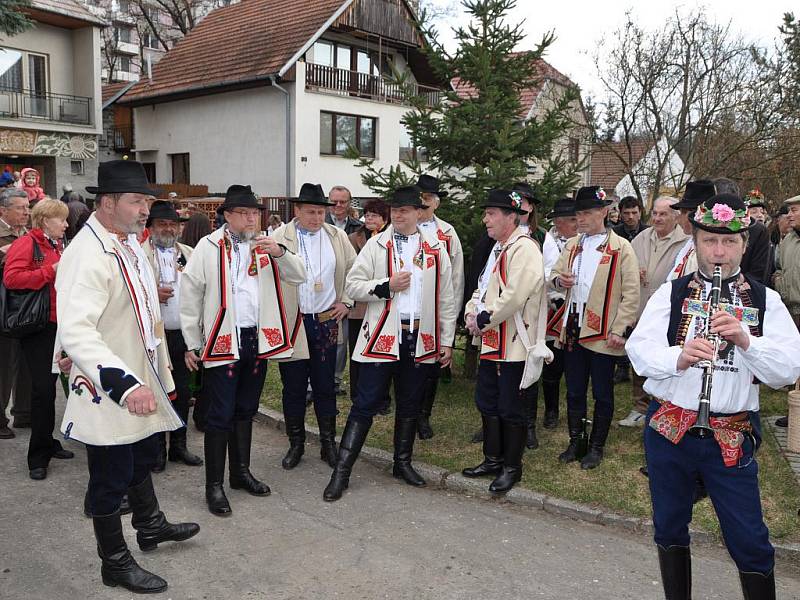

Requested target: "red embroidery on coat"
[
  {"left": 426, "top": 256, "right": 435, "bottom": 269},
  {"left": 421, "top": 333, "right": 435, "bottom": 352},
  {"left": 213, "top": 334, "right": 232, "bottom": 354},
  {"left": 259, "top": 256, "right": 270, "bottom": 269},
  {"left": 262, "top": 328, "right": 283, "bottom": 347},
  {"left": 375, "top": 335, "right": 396, "bottom": 353},
  {"left": 422, "top": 241, "right": 434, "bottom": 253},
  {"left": 483, "top": 329, "right": 500, "bottom": 349},
  {"left": 600, "top": 255, "right": 611, "bottom": 265},
  {"left": 586, "top": 310, "right": 601, "bottom": 332}
]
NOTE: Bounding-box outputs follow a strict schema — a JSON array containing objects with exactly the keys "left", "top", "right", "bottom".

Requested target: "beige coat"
[
  {"left": 347, "top": 225, "right": 457, "bottom": 363},
  {"left": 775, "top": 230, "right": 800, "bottom": 315},
  {"left": 630, "top": 224, "right": 688, "bottom": 318},
  {"left": 180, "top": 226, "right": 307, "bottom": 368},
  {"left": 548, "top": 229, "right": 640, "bottom": 356},
  {"left": 270, "top": 220, "right": 357, "bottom": 360},
  {"left": 464, "top": 227, "right": 546, "bottom": 362},
  {"left": 431, "top": 215, "right": 465, "bottom": 311},
  {"left": 56, "top": 214, "right": 182, "bottom": 446}
]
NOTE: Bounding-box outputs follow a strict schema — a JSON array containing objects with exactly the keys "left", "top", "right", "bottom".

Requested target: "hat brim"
[
  {"left": 546, "top": 209, "right": 576, "bottom": 219},
  {"left": 290, "top": 198, "right": 335, "bottom": 206},
  {"left": 481, "top": 202, "right": 529, "bottom": 215},
  {"left": 573, "top": 199, "right": 613, "bottom": 212},
  {"left": 216, "top": 201, "right": 268, "bottom": 215},
  {"left": 672, "top": 199, "right": 703, "bottom": 210},
  {"left": 688, "top": 212, "right": 755, "bottom": 234},
  {"left": 390, "top": 201, "right": 426, "bottom": 209},
  {"left": 86, "top": 184, "right": 163, "bottom": 196}
]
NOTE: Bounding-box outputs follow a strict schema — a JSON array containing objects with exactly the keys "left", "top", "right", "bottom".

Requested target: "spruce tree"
[{"left": 0, "top": 0, "right": 34, "bottom": 40}]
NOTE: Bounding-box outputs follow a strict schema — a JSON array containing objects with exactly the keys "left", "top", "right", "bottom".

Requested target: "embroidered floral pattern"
[
  {"left": 212, "top": 334, "right": 232, "bottom": 354},
  {"left": 426, "top": 256, "right": 435, "bottom": 269},
  {"left": 71, "top": 375, "right": 101, "bottom": 404},
  {"left": 586, "top": 309, "right": 602, "bottom": 332},
  {"left": 259, "top": 256, "right": 270, "bottom": 269},
  {"left": 421, "top": 333, "right": 435, "bottom": 352},
  {"left": 262, "top": 328, "right": 283, "bottom": 347},
  {"left": 483, "top": 329, "right": 500, "bottom": 349},
  {"left": 374, "top": 334, "right": 396, "bottom": 353}
]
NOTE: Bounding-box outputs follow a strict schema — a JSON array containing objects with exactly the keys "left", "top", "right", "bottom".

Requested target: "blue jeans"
[
  {"left": 349, "top": 329, "right": 433, "bottom": 424},
  {"left": 203, "top": 327, "right": 267, "bottom": 432},
  {"left": 644, "top": 400, "right": 773, "bottom": 574},
  {"left": 564, "top": 343, "right": 616, "bottom": 419},
  {"left": 474, "top": 360, "right": 526, "bottom": 425},
  {"left": 279, "top": 315, "right": 338, "bottom": 419}
]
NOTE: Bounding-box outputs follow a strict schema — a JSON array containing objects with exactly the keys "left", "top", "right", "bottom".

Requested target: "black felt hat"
[
  {"left": 689, "top": 193, "right": 755, "bottom": 234},
  {"left": 481, "top": 189, "right": 529, "bottom": 215},
  {"left": 673, "top": 180, "right": 716, "bottom": 210},
  {"left": 216, "top": 184, "right": 265, "bottom": 214},
  {"left": 146, "top": 200, "right": 185, "bottom": 227},
  {"left": 511, "top": 181, "right": 541, "bottom": 205},
  {"left": 573, "top": 186, "right": 612, "bottom": 212},
  {"left": 86, "top": 159, "right": 161, "bottom": 196},
  {"left": 291, "top": 183, "right": 334, "bottom": 206},
  {"left": 390, "top": 185, "right": 425, "bottom": 208},
  {"left": 416, "top": 174, "right": 448, "bottom": 199},
  {"left": 547, "top": 197, "right": 576, "bottom": 219}
]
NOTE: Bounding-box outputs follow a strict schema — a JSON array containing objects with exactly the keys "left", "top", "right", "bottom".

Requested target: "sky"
[{"left": 431, "top": 0, "right": 793, "bottom": 101}]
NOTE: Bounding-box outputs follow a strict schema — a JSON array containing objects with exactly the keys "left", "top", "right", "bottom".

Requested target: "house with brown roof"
[
  {"left": 0, "top": 0, "right": 105, "bottom": 197},
  {"left": 451, "top": 57, "right": 592, "bottom": 188},
  {"left": 116, "top": 0, "right": 443, "bottom": 197},
  {"left": 590, "top": 137, "right": 689, "bottom": 208}
]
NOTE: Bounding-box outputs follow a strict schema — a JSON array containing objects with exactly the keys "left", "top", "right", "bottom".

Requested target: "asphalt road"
[{"left": 1, "top": 407, "right": 798, "bottom": 599}]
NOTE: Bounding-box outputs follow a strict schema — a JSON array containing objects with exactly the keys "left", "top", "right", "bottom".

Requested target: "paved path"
[{"left": 1, "top": 411, "right": 798, "bottom": 599}]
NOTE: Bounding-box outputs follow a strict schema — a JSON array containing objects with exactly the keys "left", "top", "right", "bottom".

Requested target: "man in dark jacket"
[
  {"left": 66, "top": 192, "right": 90, "bottom": 241},
  {"left": 613, "top": 195, "right": 649, "bottom": 241}
]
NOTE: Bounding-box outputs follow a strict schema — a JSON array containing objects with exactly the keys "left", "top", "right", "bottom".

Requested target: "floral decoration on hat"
[
  {"left": 595, "top": 188, "right": 607, "bottom": 202},
  {"left": 745, "top": 188, "right": 764, "bottom": 202},
  {"left": 509, "top": 191, "right": 522, "bottom": 209},
  {"left": 694, "top": 202, "right": 751, "bottom": 232}
]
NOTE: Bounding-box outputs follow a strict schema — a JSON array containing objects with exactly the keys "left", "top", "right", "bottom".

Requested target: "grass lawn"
[{"left": 261, "top": 337, "right": 800, "bottom": 543}]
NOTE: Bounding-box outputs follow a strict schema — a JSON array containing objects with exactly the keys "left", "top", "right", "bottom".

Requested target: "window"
[
  {"left": 114, "top": 26, "right": 133, "bottom": 44},
  {"left": 568, "top": 137, "right": 580, "bottom": 164},
  {"left": 320, "top": 111, "right": 376, "bottom": 158},
  {"left": 0, "top": 48, "right": 48, "bottom": 93},
  {"left": 142, "top": 162, "right": 156, "bottom": 183},
  {"left": 312, "top": 40, "right": 334, "bottom": 67},
  {"left": 171, "top": 153, "right": 190, "bottom": 184},
  {"left": 143, "top": 30, "right": 158, "bottom": 49},
  {"left": 310, "top": 40, "right": 387, "bottom": 74},
  {"left": 118, "top": 0, "right": 129, "bottom": 12},
  {"left": 70, "top": 160, "right": 84, "bottom": 175},
  {"left": 399, "top": 125, "right": 427, "bottom": 162}
]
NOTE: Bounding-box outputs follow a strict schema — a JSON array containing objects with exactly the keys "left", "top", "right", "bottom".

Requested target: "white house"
[
  {"left": 119, "top": 0, "right": 443, "bottom": 199},
  {"left": 0, "top": 0, "right": 105, "bottom": 197}
]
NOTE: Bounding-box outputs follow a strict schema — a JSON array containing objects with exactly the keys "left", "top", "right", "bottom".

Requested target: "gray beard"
[{"left": 151, "top": 233, "right": 177, "bottom": 248}]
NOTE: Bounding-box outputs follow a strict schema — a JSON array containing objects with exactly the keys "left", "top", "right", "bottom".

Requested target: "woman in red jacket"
[{"left": 3, "top": 197, "right": 73, "bottom": 480}]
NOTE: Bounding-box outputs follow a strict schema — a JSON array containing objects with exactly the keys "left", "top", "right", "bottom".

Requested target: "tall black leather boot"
[
  {"left": 739, "top": 570, "right": 775, "bottom": 600},
  {"left": 580, "top": 414, "right": 612, "bottom": 470},
  {"left": 542, "top": 379, "right": 560, "bottom": 429},
  {"left": 462, "top": 415, "right": 503, "bottom": 477},
  {"left": 93, "top": 511, "right": 167, "bottom": 593},
  {"left": 84, "top": 489, "right": 131, "bottom": 518},
  {"left": 657, "top": 545, "right": 691, "bottom": 600},
  {"left": 558, "top": 410, "right": 586, "bottom": 463},
  {"left": 229, "top": 419, "right": 270, "bottom": 496},
  {"left": 392, "top": 416, "right": 426, "bottom": 487},
  {"left": 489, "top": 420, "right": 525, "bottom": 493},
  {"left": 323, "top": 418, "right": 371, "bottom": 502},
  {"left": 317, "top": 414, "right": 338, "bottom": 468},
  {"left": 417, "top": 375, "right": 437, "bottom": 440},
  {"left": 524, "top": 386, "right": 539, "bottom": 450},
  {"left": 168, "top": 427, "right": 203, "bottom": 466},
  {"left": 151, "top": 432, "right": 167, "bottom": 473},
  {"left": 128, "top": 474, "right": 200, "bottom": 552},
  {"left": 281, "top": 415, "right": 306, "bottom": 470},
  {"left": 204, "top": 429, "right": 231, "bottom": 517}
]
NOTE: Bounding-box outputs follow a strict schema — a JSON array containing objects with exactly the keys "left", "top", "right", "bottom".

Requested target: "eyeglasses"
[{"left": 229, "top": 210, "right": 261, "bottom": 219}]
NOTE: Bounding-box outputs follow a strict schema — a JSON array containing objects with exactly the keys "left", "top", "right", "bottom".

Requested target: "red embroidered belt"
[{"left": 649, "top": 399, "right": 752, "bottom": 467}]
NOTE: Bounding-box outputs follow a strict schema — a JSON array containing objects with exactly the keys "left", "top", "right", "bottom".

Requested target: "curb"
[{"left": 255, "top": 406, "right": 800, "bottom": 564}]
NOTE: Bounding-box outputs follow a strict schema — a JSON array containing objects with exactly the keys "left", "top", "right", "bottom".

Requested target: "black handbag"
[{"left": 0, "top": 239, "right": 51, "bottom": 338}]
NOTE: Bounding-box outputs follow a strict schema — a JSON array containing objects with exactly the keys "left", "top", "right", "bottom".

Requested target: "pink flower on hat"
[{"left": 711, "top": 203, "right": 735, "bottom": 223}]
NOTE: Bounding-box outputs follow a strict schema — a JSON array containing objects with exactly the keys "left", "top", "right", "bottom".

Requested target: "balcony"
[
  {"left": 0, "top": 87, "right": 93, "bottom": 126},
  {"left": 305, "top": 63, "right": 441, "bottom": 107},
  {"left": 107, "top": 125, "right": 133, "bottom": 151}
]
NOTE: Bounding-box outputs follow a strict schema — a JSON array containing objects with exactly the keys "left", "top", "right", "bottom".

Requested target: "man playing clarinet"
[{"left": 627, "top": 193, "right": 800, "bottom": 600}]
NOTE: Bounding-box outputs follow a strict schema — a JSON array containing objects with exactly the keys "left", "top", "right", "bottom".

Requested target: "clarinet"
[{"left": 688, "top": 264, "right": 723, "bottom": 439}]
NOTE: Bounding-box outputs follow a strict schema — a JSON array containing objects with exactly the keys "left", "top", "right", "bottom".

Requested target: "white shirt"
[
  {"left": 230, "top": 238, "right": 259, "bottom": 329},
  {"left": 418, "top": 218, "right": 437, "bottom": 235},
  {"left": 297, "top": 226, "right": 336, "bottom": 314},
  {"left": 564, "top": 232, "right": 606, "bottom": 327},
  {"left": 155, "top": 245, "right": 182, "bottom": 330},
  {"left": 627, "top": 277, "right": 800, "bottom": 413},
  {"left": 477, "top": 241, "right": 502, "bottom": 312},
  {"left": 667, "top": 237, "right": 695, "bottom": 282},
  {"left": 393, "top": 232, "right": 423, "bottom": 323}
]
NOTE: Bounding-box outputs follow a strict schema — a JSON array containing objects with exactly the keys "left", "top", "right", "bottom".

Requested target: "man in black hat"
[
  {"left": 180, "top": 185, "right": 306, "bottom": 516},
  {"left": 415, "top": 174, "right": 464, "bottom": 439},
  {"left": 322, "top": 185, "right": 457, "bottom": 501},
  {"left": 664, "top": 180, "right": 717, "bottom": 282},
  {"left": 462, "top": 189, "right": 548, "bottom": 493},
  {"left": 745, "top": 188, "right": 768, "bottom": 224},
  {"left": 271, "top": 183, "right": 356, "bottom": 470},
  {"left": 627, "top": 192, "right": 800, "bottom": 599},
  {"left": 549, "top": 186, "right": 640, "bottom": 469},
  {"left": 143, "top": 200, "right": 203, "bottom": 472},
  {"left": 539, "top": 197, "right": 578, "bottom": 430},
  {"left": 56, "top": 160, "right": 199, "bottom": 593}
]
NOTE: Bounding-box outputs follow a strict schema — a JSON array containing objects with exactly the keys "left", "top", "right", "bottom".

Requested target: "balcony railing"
[
  {"left": 107, "top": 125, "right": 133, "bottom": 151},
  {"left": 305, "top": 63, "right": 442, "bottom": 107},
  {"left": 0, "top": 87, "right": 93, "bottom": 126}
]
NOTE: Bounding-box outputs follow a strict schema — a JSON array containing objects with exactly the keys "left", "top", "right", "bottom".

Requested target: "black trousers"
[
  {"left": 19, "top": 322, "right": 61, "bottom": 470},
  {"left": 348, "top": 318, "right": 362, "bottom": 402},
  {"left": 166, "top": 328, "right": 190, "bottom": 431},
  {"left": 86, "top": 434, "right": 158, "bottom": 515},
  {"left": 474, "top": 360, "right": 526, "bottom": 425}
]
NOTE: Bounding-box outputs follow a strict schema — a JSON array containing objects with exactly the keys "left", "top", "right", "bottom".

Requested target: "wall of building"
[{"left": 132, "top": 87, "right": 286, "bottom": 195}]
